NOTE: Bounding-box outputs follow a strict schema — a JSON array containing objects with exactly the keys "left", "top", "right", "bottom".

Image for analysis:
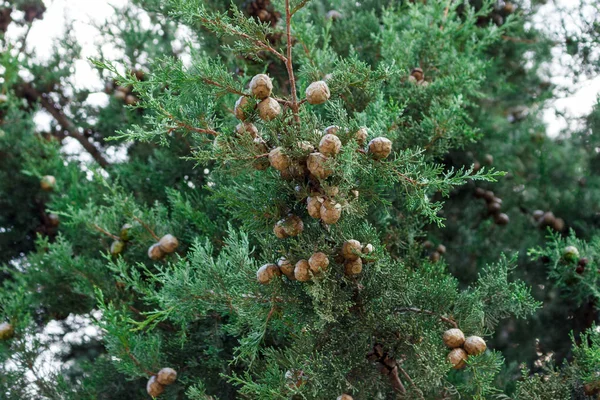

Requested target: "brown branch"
[
  {"left": 123, "top": 345, "right": 154, "bottom": 376},
  {"left": 22, "top": 84, "right": 110, "bottom": 168},
  {"left": 501, "top": 35, "right": 538, "bottom": 44},
  {"left": 396, "top": 307, "right": 458, "bottom": 328},
  {"left": 132, "top": 216, "right": 160, "bottom": 241},
  {"left": 389, "top": 366, "right": 406, "bottom": 394},
  {"left": 92, "top": 224, "right": 120, "bottom": 241},
  {"left": 284, "top": 0, "right": 300, "bottom": 122},
  {"left": 398, "top": 367, "right": 426, "bottom": 400},
  {"left": 201, "top": 77, "right": 246, "bottom": 97},
  {"left": 200, "top": 17, "right": 286, "bottom": 63}
]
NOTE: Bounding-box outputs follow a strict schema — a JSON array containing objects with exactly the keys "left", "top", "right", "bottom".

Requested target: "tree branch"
[
  {"left": 21, "top": 84, "right": 110, "bottom": 168},
  {"left": 284, "top": 0, "right": 299, "bottom": 122},
  {"left": 395, "top": 307, "right": 458, "bottom": 328}
]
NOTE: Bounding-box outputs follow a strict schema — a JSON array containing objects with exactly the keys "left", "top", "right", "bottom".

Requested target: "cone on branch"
[
  {"left": 236, "top": 122, "right": 258, "bottom": 137},
  {"left": 368, "top": 137, "right": 392, "bottom": 160},
  {"left": 120, "top": 223, "right": 133, "bottom": 241},
  {"left": 156, "top": 368, "right": 177, "bottom": 386},
  {"left": 443, "top": 329, "right": 465, "bottom": 348},
  {"left": 234, "top": 96, "right": 252, "bottom": 121},
  {"left": 355, "top": 127, "right": 368, "bottom": 145},
  {"left": 306, "top": 196, "right": 324, "bottom": 219},
  {"left": 344, "top": 258, "right": 363, "bottom": 276},
  {"left": 294, "top": 259, "right": 311, "bottom": 282},
  {"left": 269, "top": 147, "right": 291, "bottom": 171},
  {"left": 307, "top": 152, "right": 333, "bottom": 179},
  {"left": 319, "top": 134, "right": 342, "bottom": 156},
  {"left": 342, "top": 240, "right": 362, "bottom": 261},
  {"left": 257, "top": 97, "right": 281, "bottom": 121},
  {"left": 148, "top": 243, "right": 165, "bottom": 260},
  {"left": 320, "top": 200, "right": 342, "bottom": 224},
  {"left": 0, "top": 322, "right": 14, "bottom": 340},
  {"left": 249, "top": 74, "right": 273, "bottom": 99},
  {"left": 110, "top": 240, "right": 125, "bottom": 256},
  {"left": 447, "top": 348, "right": 468, "bottom": 369},
  {"left": 273, "top": 215, "right": 304, "bottom": 239},
  {"left": 158, "top": 234, "right": 179, "bottom": 254},
  {"left": 40, "top": 175, "right": 56, "bottom": 191},
  {"left": 308, "top": 252, "right": 329, "bottom": 274},
  {"left": 278, "top": 258, "right": 295, "bottom": 280},
  {"left": 305, "top": 81, "right": 330, "bottom": 105},
  {"left": 257, "top": 263, "right": 281, "bottom": 284},
  {"left": 463, "top": 336, "right": 487, "bottom": 355},
  {"left": 146, "top": 376, "right": 164, "bottom": 397}
]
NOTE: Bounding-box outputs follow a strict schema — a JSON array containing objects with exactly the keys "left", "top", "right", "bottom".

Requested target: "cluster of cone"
[{"left": 443, "top": 328, "right": 487, "bottom": 369}]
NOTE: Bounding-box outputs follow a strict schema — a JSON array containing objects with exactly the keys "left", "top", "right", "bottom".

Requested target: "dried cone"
[
  {"left": 307, "top": 152, "right": 332, "bottom": 179},
  {"left": 306, "top": 196, "right": 324, "bottom": 219},
  {"left": 257, "top": 263, "right": 280, "bottom": 284},
  {"left": 257, "top": 97, "right": 281, "bottom": 121},
  {"left": 305, "top": 81, "right": 330, "bottom": 105},
  {"left": 368, "top": 137, "right": 392, "bottom": 160},
  {"left": 110, "top": 240, "right": 125, "bottom": 256},
  {"left": 294, "top": 259, "right": 311, "bottom": 282},
  {"left": 344, "top": 258, "right": 363, "bottom": 276},
  {"left": 148, "top": 243, "right": 165, "bottom": 260},
  {"left": 236, "top": 122, "right": 258, "bottom": 137},
  {"left": 323, "top": 125, "right": 340, "bottom": 135},
  {"left": 443, "top": 329, "right": 465, "bottom": 348},
  {"left": 249, "top": 74, "right": 273, "bottom": 99},
  {"left": 411, "top": 67, "right": 424, "bottom": 82},
  {"left": 274, "top": 215, "right": 304, "bottom": 238},
  {"left": 319, "top": 134, "right": 342, "bottom": 156},
  {"left": 278, "top": 258, "right": 295, "bottom": 280},
  {"left": 268, "top": 147, "right": 291, "bottom": 171},
  {"left": 355, "top": 127, "right": 368, "bottom": 145},
  {"left": 47, "top": 213, "right": 60, "bottom": 227},
  {"left": 337, "top": 395, "right": 353, "bottom": 400},
  {"left": 297, "top": 141, "right": 315, "bottom": 153},
  {"left": 234, "top": 96, "right": 251, "bottom": 121},
  {"left": 463, "top": 336, "right": 487, "bottom": 355},
  {"left": 146, "top": 376, "right": 165, "bottom": 397},
  {"left": 447, "top": 348, "right": 468, "bottom": 369},
  {"left": 342, "top": 240, "right": 362, "bottom": 261},
  {"left": 158, "top": 234, "right": 179, "bottom": 254},
  {"left": 362, "top": 243, "right": 374, "bottom": 255},
  {"left": 40, "top": 175, "right": 56, "bottom": 191},
  {"left": 0, "top": 322, "right": 14, "bottom": 340},
  {"left": 320, "top": 200, "right": 342, "bottom": 224},
  {"left": 156, "top": 368, "right": 178, "bottom": 386},
  {"left": 308, "top": 252, "right": 329, "bottom": 274}
]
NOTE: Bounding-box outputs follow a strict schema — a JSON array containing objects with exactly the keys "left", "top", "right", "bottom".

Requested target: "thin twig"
[
  {"left": 132, "top": 216, "right": 160, "bottom": 241},
  {"left": 396, "top": 307, "right": 458, "bottom": 328},
  {"left": 398, "top": 367, "right": 426, "bottom": 400},
  {"left": 284, "top": 0, "right": 300, "bottom": 122},
  {"left": 92, "top": 224, "right": 121, "bottom": 241}
]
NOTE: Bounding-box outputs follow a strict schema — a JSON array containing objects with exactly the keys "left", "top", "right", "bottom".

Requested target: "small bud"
[
  {"left": 532, "top": 210, "right": 544, "bottom": 220},
  {"left": 447, "top": 348, "right": 468, "bottom": 369},
  {"left": 158, "top": 234, "right": 179, "bottom": 254},
  {"left": 368, "top": 137, "right": 392, "bottom": 160},
  {"left": 146, "top": 376, "right": 165, "bottom": 397},
  {"left": 156, "top": 367, "right": 178, "bottom": 386},
  {"left": 342, "top": 240, "right": 362, "bottom": 261},
  {"left": 249, "top": 74, "right": 273, "bottom": 99},
  {"left": 257, "top": 97, "right": 281, "bottom": 121},
  {"left": 463, "top": 336, "right": 487, "bottom": 356},
  {"left": 40, "top": 175, "right": 56, "bottom": 191},
  {"left": 305, "top": 81, "right": 330, "bottom": 105}
]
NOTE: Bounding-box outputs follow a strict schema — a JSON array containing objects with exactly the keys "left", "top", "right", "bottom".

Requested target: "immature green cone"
[
  {"left": 562, "top": 246, "right": 580, "bottom": 262},
  {"left": 110, "top": 240, "right": 125, "bottom": 256},
  {"left": 120, "top": 223, "right": 133, "bottom": 241}
]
